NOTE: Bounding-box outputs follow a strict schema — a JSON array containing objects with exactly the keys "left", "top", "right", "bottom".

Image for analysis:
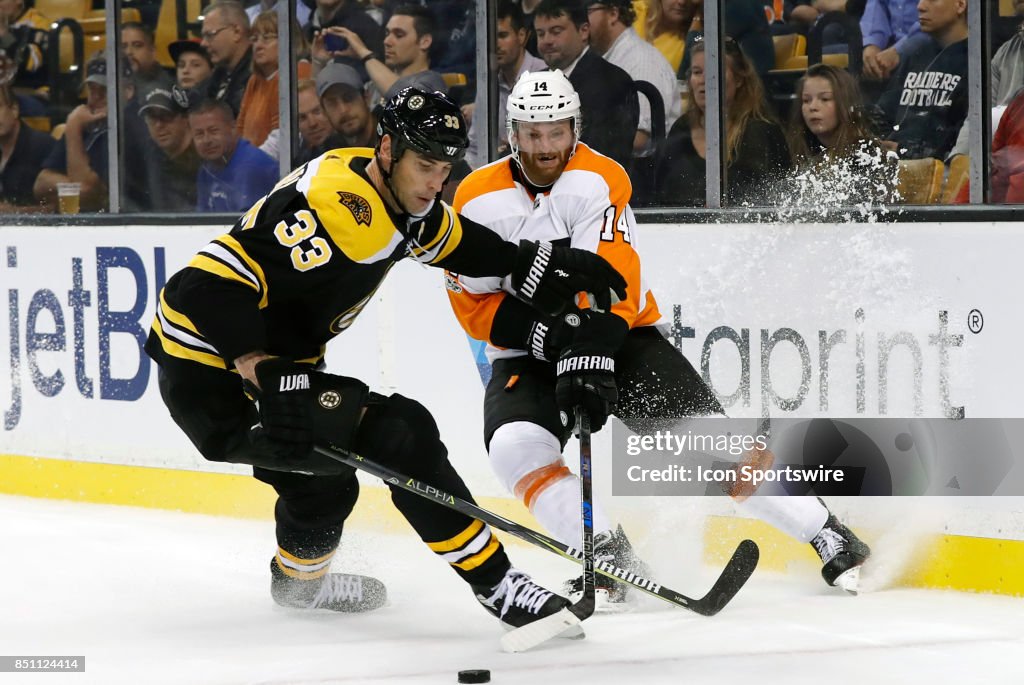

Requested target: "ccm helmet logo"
[{"left": 528, "top": 105, "right": 555, "bottom": 110}]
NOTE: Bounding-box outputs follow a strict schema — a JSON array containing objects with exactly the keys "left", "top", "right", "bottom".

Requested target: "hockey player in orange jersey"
[{"left": 445, "top": 70, "right": 870, "bottom": 607}]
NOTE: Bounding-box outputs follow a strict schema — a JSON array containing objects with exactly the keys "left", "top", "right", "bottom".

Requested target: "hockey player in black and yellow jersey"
[{"left": 145, "top": 88, "right": 626, "bottom": 635}]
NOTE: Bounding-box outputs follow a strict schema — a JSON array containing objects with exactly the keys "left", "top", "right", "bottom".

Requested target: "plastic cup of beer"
[{"left": 57, "top": 182, "right": 82, "bottom": 215}]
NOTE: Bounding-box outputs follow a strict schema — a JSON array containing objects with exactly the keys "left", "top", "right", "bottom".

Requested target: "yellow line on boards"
[{"left": 703, "top": 515, "right": 1024, "bottom": 597}]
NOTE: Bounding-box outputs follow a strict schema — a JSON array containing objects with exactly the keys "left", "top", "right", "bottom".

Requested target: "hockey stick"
[
  {"left": 312, "top": 443, "right": 760, "bottom": 617},
  {"left": 500, "top": 408, "right": 597, "bottom": 652},
  {"left": 574, "top": 408, "right": 597, "bottom": 620}
]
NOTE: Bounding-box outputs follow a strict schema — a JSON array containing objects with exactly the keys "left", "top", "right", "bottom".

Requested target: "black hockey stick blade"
[
  {"left": 313, "top": 443, "right": 759, "bottom": 618},
  {"left": 685, "top": 538, "right": 759, "bottom": 617}
]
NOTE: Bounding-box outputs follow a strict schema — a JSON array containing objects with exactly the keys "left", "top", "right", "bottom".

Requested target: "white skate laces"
[
  {"left": 309, "top": 574, "right": 364, "bottom": 609},
  {"left": 811, "top": 527, "right": 846, "bottom": 564},
  {"left": 484, "top": 570, "right": 553, "bottom": 619}
]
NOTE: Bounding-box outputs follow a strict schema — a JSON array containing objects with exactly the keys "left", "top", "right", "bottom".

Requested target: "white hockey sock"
[
  {"left": 734, "top": 496, "right": 829, "bottom": 543},
  {"left": 529, "top": 474, "right": 613, "bottom": 546}
]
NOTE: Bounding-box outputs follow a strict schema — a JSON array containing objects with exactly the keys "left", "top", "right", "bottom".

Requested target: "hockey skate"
[
  {"left": 474, "top": 568, "right": 584, "bottom": 639},
  {"left": 563, "top": 525, "right": 651, "bottom": 612},
  {"left": 810, "top": 511, "right": 871, "bottom": 594},
  {"left": 270, "top": 559, "right": 388, "bottom": 612}
]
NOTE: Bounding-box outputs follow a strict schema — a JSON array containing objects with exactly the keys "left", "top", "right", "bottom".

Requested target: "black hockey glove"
[
  {"left": 510, "top": 240, "right": 627, "bottom": 318},
  {"left": 243, "top": 358, "right": 315, "bottom": 462},
  {"left": 555, "top": 310, "right": 629, "bottom": 434},
  {"left": 525, "top": 315, "right": 573, "bottom": 362}
]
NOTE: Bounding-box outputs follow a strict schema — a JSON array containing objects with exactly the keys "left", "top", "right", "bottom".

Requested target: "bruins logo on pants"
[{"left": 337, "top": 191, "right": 372, "bottom": 226}]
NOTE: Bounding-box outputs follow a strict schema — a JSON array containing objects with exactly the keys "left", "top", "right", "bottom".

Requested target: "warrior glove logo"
[
  {"left": 280, "top": 374, "right": 310, "bottom": 392},
  {"left": 519, "top": 241, "right": 551, "bottom": 299},
  {"left": 337, "top": 191, "right": 372, "bottom": 226},
  {"left": 556, "top": 356, "right": 615, "bottom": 374}
]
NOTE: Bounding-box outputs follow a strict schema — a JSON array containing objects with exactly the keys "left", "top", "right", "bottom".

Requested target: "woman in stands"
[
  {"left": 636, "top": 0, "right": 698, "bottom": 73},
  {"left": 235, "top": 11, "right": 312, "bottom": 149},
  {"left": 652, "top": 38, "right": 789, "bottom": 206},
  {"left": 787, "top": 63, "right": 898, "bottom": 204}
]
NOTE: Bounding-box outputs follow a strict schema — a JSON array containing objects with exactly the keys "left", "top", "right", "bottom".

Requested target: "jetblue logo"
[
  {"left": 557, "top": 356, "right": 614, "bottom": 374},
  {"left": 279, "top": 374, "right": 310, "bottom": 392}
]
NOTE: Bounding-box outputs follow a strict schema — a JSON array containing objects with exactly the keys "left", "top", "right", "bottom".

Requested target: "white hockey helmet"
[{"left": 506, "top": 70, "right": 582, "bottom": 166}]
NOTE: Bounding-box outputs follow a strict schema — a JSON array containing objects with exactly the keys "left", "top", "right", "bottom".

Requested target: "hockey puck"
[{"left": 457, "top": 669, "right": 490, "bottom": 683}]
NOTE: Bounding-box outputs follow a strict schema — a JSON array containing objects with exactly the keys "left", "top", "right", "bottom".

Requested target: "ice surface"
[{"left": 2, "top": 494, "right": 1022, "bottom": 685}]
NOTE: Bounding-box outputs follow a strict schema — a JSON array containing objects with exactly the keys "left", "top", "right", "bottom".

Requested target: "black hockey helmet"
[{"left": 376, "top": 87, "right": 468, "bottom": 165}]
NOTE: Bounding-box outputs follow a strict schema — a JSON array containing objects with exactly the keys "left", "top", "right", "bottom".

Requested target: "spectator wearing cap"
[
  {"left": 201, "top": 0, "right": 253, "bottom": 116},
  {"left": 170, "top": 39, "right": 214, "bottom": 90},
  {"left": 464, "top": 0, "right": 545, "bottom": 168},
  {"left": 585, "top": 0, "right": 681, "bottom": 154},
  {"left": 319, "top": 4, "right": 446, "bottom": 108},
  {"left": 316, "top": 61, "right": 376, "bottom": 147},
  {"left": 122, "top": 22, "right": 174, "bottom": 98},
  {"left": 33, "top": 54, "right": 149, "bottom": 212},
  {"left": 0, "top": 85, "right": 54, "bottom": 210},
  {"left": 139, "top": 87, "right": 201, "bottom": 211},
  {"left": 533, "top": 0, "right": 638, "bottom": 167},
  {"left": 237, "top": 11, "right": 313, "bottom": 149},
  {"left": 190, "top": 98, "right": 278, "bottom": 212}
]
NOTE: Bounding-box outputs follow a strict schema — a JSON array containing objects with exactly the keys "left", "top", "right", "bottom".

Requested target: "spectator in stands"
[
  {"left": 305, "top": 0, "right": 384, "bottom": 63},
  {"left": 122, "top": 22, "right": 174, "bottom": 98},
  {"left": 316, "top": 62, "right": 376, "bottom": 147},
  {"left": 0, "top": 85, "right": 54, "bottom": 211},
  {"left": 652, "top": 39, "right": 789, "bottom": 206},
  {"left": 138, "top": 87, "right": 201, "bottom": 211},
  {"left": 33, "top": 54, "right": 149, "bottom": 212},
  {"left": 533, "top": 0, "right": 638, "bottom": 167},
  {"left": 517, "top": 0, "right": 543, "bottom": 56},
  {"left": 585, "top": 0, "right": 682, "bottom": 154},
  {"left": 677, "top": 0, "right": 776, "bottom": 77},
  {"left": 433, "top": 0, "right": 476, "bottom": 79},
  {"left": 948, "top": 2, "right": 1024, "bottom": 159},
  {"left": 464, "top": 0, "right": 546, "bottom": 167},
  {"left": 958, "top": 85, "right": 1024, "bottom": 204},
  {"left": 190, "top": 98, "right": 278, "bottom": 212},
  {"left": 875, "top": 0, "right": 967, "bottom": 160},
  {"left": 201, "top": 0, "right": 253, "bottom": 116},
  {"left": 237, "top": 11, "right": 312, "bottom": 149},
  {"left": 296, "top": 77, "right": 340, "bottom": 164},
  {"left": 247, "top": 0, "right": 312, "bottom": 27},
  {"left": 636, "top": 0, "right": 695, "bottom": 73},
  {"left": 170, "top": 39, "right": 214, "bottom": 90},
  {"left": 322, "top": 4, "right": 447, "bottom": 106},
  {"left": 787, "top": 63, "right": 897, "bottom": 203},
  {"left": 0, "top": 0, "right": 50, "bottom": 93},
  {"left": 861, "top": 0, "right": 932, "bottom": 81}
]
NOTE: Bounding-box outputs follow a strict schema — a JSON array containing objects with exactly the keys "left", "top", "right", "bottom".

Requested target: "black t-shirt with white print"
[{"left": 877, "top": 37, "right": 968, "bottom": 161}]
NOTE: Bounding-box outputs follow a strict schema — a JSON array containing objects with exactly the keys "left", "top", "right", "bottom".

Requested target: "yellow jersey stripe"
[
  {"left": 427, "top": 519, "right": 485, "bottom": 553},
  {"left": 151, "top": 318, "right": 228, "bottom": 369},
  {"left": 159, "top": 290, "right": 204, "bottom": 337},
  {"left": 217, "top": 235, "right": 270, "bottom": 308},
  {"left": 187, "top": 254, "right": 261, "bottom": 293}
]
